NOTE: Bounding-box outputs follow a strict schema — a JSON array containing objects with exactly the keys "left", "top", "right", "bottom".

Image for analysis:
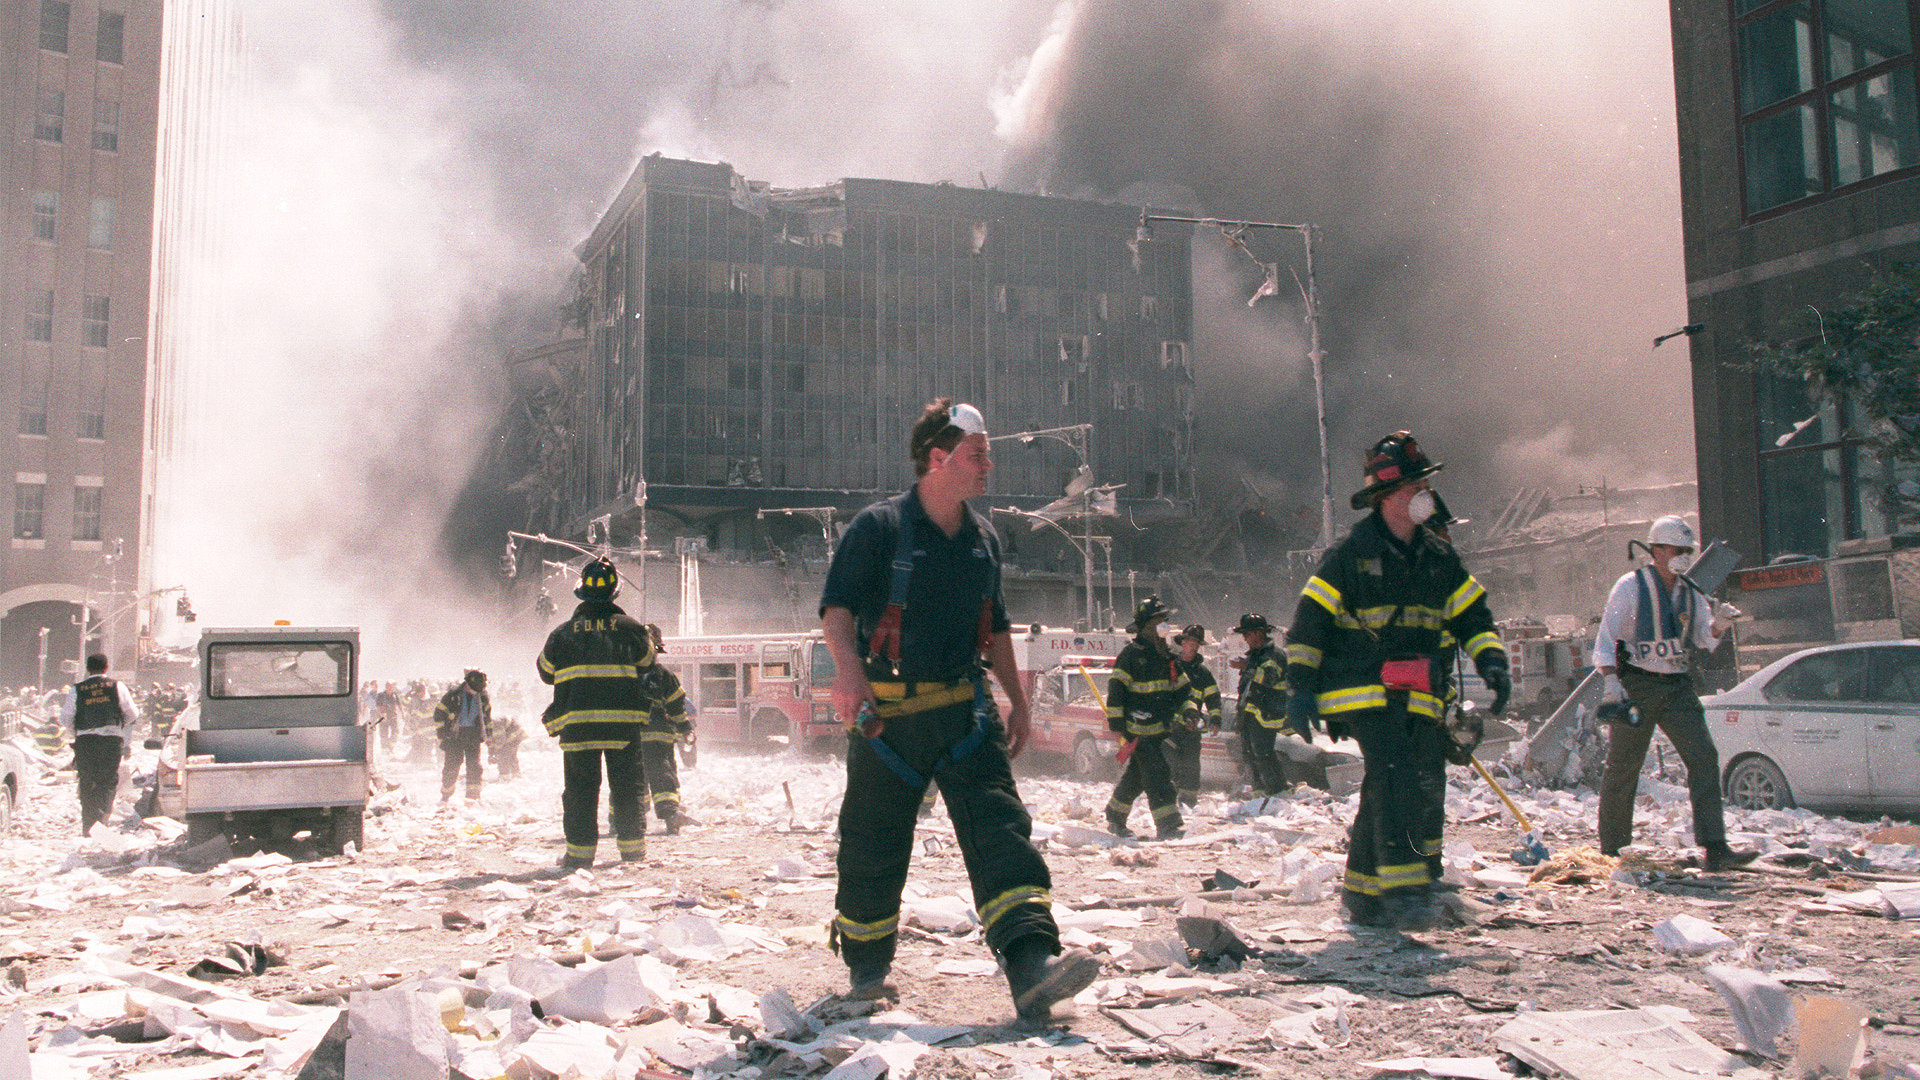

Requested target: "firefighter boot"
[
  {"left": 1703, "top": 842, "right": 1758, "bottom": 872},
  {"left": 1004, "top": 937, "right": 1101, "bottom": 1024},
  {"left": 1106, "top": 812, "right": 1133, "bottom": 839},
  {"left": 846, "top": 963, "right": 897, "bottom": 1002}
]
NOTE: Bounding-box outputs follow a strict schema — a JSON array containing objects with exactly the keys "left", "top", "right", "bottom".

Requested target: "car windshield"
[{"left": 207, "top": 642, "right": 353, "bottom": 698}]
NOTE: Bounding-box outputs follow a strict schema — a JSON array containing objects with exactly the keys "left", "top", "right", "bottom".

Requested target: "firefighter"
[
  {"left": 488, "top": 714, "right": 526, "bottom": 780},
  {"left": 636, "top": 625, "right": 693, "bottom": 834},
  {"left": 1104, "top": 597, "right": 1190, "bottom": 840},
  {"left": 820, "top": 398, "right": 1098, "bottom": 1024},
  {"left": 539, "top": 558, "right": 684, "bottom": 868},
  {"left": 60, "top": 653, "right": 141, "bottom": 835},
  {"left": 1285, "top": 431, "right": 1510, "bottom": 932},
  {"left": 1166, "top": 625, "right": 1220, "bottom": 808},
  {"left": 432, "top": 669, "right": 492, "bottom": 803},
  {"left": 1592, "top": 516, "right": 1757, "bottom": 871},
  {"left": 1231, "top": 613, "right": 1291, "bottom": 796}
]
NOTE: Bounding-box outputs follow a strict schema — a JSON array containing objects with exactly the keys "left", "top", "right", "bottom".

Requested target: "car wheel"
[
  {"left": 1725, "top": 755, "right": 1794, "bottom": 811},
  {"left": 1070, "top": 735, "right": 1113, "bottom": 783},
  {"left": 0, "top": 780, "right": 12, "bottom": 833}
]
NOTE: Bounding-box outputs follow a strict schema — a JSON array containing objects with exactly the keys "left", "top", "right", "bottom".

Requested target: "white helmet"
[{"left": 1647, "top": 515, "right": 1696, "bottom": 549}]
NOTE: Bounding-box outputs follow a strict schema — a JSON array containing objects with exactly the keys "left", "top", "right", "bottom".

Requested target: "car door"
[
  {"left": 1755, "top": 648, "right": 1872, "bottom": 804},
  {"left": 1862, "top": 645, "right": 1920, "bottom": 811}
]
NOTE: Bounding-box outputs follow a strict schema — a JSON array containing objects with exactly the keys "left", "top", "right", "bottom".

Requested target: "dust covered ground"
[{"left": 2, "top": 736, "right": 1918, "bottom": 1079}]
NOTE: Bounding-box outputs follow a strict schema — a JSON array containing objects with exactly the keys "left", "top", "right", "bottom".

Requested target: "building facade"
[
  {"left": 514, "top": 154, "right": 1197, "bottom": 551},
  {"left": 0, "top": 0, "right": 162, "bottom": 685},
  {"left": 1673, "top": 0, "right": 1919, "bottom": 565}
]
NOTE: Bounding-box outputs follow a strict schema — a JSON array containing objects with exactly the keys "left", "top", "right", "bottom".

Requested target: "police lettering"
[{"left": 1631, "top": 639, "right": 1686, "bottom": 661}]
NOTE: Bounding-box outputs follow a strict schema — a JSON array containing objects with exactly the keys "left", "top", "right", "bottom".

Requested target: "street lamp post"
[
  {"left": 1138, "top": 211, "right": 1333, "bottom": 549},
  {"left": 989, "top": 424, "right": 1103, "bottom": 628}
]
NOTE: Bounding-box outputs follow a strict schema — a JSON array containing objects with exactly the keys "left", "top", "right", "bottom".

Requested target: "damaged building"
[{"left": 495, "top": 154, "right": 1204, "bottom": 630}]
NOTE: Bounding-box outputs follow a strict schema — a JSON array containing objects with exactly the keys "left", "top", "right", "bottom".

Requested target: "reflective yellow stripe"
[
  {"left": 1118, "top": 678, "right": 1180, "bottom": 693},
  {"left": 637, "top": 730, "right": 678, "bottom": 742},
  {"left": 1303, "top": 575, "right": 1341, "bottom": 615},
  {"left": 1465, "top": 632, "right": 1502, "bottom": 659},
  {"left": 649, "top": 791, "right": 679, "bottom": 805},
  {"left": 1109, "top": 669, "right": 1136, "bottom": 686},
  {"left": 873, "top": 681, "right": 974, "bottom": 719},
  {"left": 979, "top": 885, "right": 1050, "bottom": 934},
  {"left": 1317, "top": 686, "right": 1444, "bottom": 717},
  {"left": 1377, "top": 861, "right": 1431, "bottom": 889},
  {"left": 616, "top": 837, "right": 646, "bottom": 853},
  {"left": 565, "top": 843, "right": 596, "bottom": 859},
  {"left": 552, "top": 709, "right": 650, "bottom": 725},
  {"left": 1286, "top": 643, "right": 1323, "bottom": 668},
  {"left": 1150, "top": 803, "right": 1180, "bottom": 822},
  {"left": 538, "top": 654, "right": 556, "bottom": 676},
  {"left": 1445, "top": 577, "right": 1487, "bottom": 621},
  {"left": 833, "top": 912, "right": 898, "bottom": 942},
  {"left": 553, "top": 664, "right": 643, "bottom": 683},
  {"left": 560, "top": 739, "right": 638, "bottom": 751},
  {"left": 1339, "top": 605, "right": 1445, "bottom": 632}
]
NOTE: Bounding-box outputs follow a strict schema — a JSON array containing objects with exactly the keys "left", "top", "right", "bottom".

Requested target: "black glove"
[
  {"left": 1285, "top": 693, "right": 1318, "bottom": 742},
  {"left": 1443, "top": 707, "right": 1484, "bottom": 766},
  {"left": 1479, "top": 660, "right": 1512, "bottom": 716}
]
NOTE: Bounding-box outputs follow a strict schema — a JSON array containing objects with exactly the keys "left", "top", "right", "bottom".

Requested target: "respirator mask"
[
  {"left": 1668, "top": 552, "right": 1693, "bottom": 575},
  {"left": 1407, "top": 489, "right": 1437, "bottom": 524}
]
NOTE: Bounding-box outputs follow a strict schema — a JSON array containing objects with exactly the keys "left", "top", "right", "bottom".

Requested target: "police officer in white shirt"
[{"left": 1591, "top": 516, "right": 1755, "bottom": 871}]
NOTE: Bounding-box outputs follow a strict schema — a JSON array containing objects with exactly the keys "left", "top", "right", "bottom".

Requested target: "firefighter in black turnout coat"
[
  {"left": 539, "top": 558, "right": 687, "bottom": 869},
  {"left": 820, "top": 398, "right": 1098, "bottom": 1024},
  {"left": 1232, "top": 613, "right": 1292, "bottom": 796},
  {"left": 637, "top": 624, "right": 693, "bottom": 834},
  {"left": 1104, "top": 597, "right": 1191, "bottom": 839},
  {"left": 1285, "top": 432, "right": 1510, "bottom": 932},
  {"left": 1166, "top": 624, "right": 1220, "bottom": 808}
]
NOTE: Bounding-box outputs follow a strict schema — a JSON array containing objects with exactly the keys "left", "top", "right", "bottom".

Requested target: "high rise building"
[
  {"left": 0, "top": 0, "right": 162, "bottom": 685},
  {"left": 507, "top": 154, "right": 1197, "bottom": 553}
]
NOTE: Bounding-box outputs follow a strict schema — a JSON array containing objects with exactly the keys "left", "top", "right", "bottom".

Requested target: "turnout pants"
[
  {"left": 1600, "top": 668, "right": 1726, "bottom": 854},
  {"left": 1107, "top": 732, "right": 1183, "bottom": 835},
  {"left": 1164, "top": 725, "right": 1203, "bottom": 807},
  {"left": 637, "top": 736, "right": 681, "bottom": 820},
  {"left": 562, "top": 741, "right": 646, "bottom": 863},
  {"left": 1241, "top": 721, "right": 1288, "bottom": 796},
  {"left": 833, "top": 688, "right": 1057, "bottom": 976},
  {"left": 1342, "top": 700, "right": 1448, "bottom": 919},
  {"left": 440, "top": 727, "right": 484, "bottom": 799},
  {"left": 73, "top": 734, "right": 122, "bottom": 832}
]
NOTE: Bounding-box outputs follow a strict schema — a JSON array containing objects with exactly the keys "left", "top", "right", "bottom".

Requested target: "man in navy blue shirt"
[{"left": 820, "top": 398, "right": 1098, "bottom": 1025}]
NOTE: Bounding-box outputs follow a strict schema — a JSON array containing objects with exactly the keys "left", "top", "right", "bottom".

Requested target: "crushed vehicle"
[{"left": 156, "top": 626, "right": 367, "bottom": 853}]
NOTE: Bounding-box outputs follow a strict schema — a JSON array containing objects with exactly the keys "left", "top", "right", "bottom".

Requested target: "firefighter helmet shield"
[
  {"left": 1350, "top": 430, "right": 1444, "bottom": 510},
  {"left": 1647, "top": 515, "right": 1696, "bottom": 549},
  {"left": 575, "top": 558, "right": 619, "bottom": 600}
]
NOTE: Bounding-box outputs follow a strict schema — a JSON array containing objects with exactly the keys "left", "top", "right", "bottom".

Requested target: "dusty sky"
[{"left": 156, "top": 0, "right": 1690, "bottom": 670}]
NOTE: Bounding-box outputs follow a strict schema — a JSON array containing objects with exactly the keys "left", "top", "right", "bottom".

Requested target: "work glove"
[
  {"left": 1478, "top": 659, "right": 1512, "bottom": 716},
  {"left": 1597, "top": 673, "right": 1638, "bottom": 726},
  {"left": 1285, "top": 693, "right": 1318, "bottom": 743}
]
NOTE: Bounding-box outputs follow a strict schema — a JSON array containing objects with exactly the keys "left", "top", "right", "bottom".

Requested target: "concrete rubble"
[{"left": 1, "top": 727, "right": 1917, "bottom": 1079}]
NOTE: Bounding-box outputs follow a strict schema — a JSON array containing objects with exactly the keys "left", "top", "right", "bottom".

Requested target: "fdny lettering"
[
  {"left": 570, "top": 618, "right": 623, "bottom": 633},
  {"left": 1630, "top": 639, "right": 1687, "bottom": 662}
]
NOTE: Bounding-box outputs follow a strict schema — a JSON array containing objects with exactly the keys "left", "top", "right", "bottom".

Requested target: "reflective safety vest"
[{"left": 1622, "top": 566, "right": 1693, "bottom": 669}]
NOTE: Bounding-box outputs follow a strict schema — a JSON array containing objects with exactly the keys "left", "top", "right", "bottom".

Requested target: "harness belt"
[
  {"left": 869, "top": 678, "right": 976, "bottom": 718},
  {"left": 862, "top": 676, "right": 992, "bottom": 790}
]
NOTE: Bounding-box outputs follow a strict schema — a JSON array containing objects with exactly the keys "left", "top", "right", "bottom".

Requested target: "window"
[
  {"left": 1751, "top": 371, "right": 1917, "bottom": 557},
  {"left": 31, "top": 191, "right": 57, "bottom": 241},
  {"left": 72, "top": 485, "right": 101, "bottom": 542},
  {"left": 35, "top": 90, "right": 64, "bottom": 142},
  {"left": 89, "top": 199, "right": 114, "bottom": 249},
  {"left": 1866, "top": 645, "right": 1920, "bottom": 703},
  {"left": 25, "top": 291, "right": 53, "bottom": 343},
  {"left": 93, "top": 99, "right": 119, "bottom": 152},
  {"left": 1764, "top": 646, "right": 1869, "bottom": 702},
  {"left": 40, "top": 1, "right": 69, "bottom": 53},
  {"left": 19, "top": 357, "right": 50, "bottom": 437},
  {"left": 77, "top": 354, "right": 104, "bottom": 439},
  {"left": 1735, "top": 0, "right": 1919, "bottom": 214},
  {"left": 13, "top": 483, "right": 45, "bottom": 540},
  {"left": 81, "top": 295, "right": 108, "bottom": 347},
  {"left": 97, "top": 10, "right": 124, "bottom": 63},
  {"left": 207, "top": 642, "right": 354, "bottom": 698}
]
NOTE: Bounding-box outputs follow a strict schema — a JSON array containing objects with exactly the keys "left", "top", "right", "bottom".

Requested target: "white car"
[{"left": 1703, "top": 640, "right": 1920, "bottom": 813}]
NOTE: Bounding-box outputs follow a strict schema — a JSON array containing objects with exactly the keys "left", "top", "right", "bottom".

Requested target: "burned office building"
[{"left": 500, "top": 154, "right": 1197, "bottom": 577}]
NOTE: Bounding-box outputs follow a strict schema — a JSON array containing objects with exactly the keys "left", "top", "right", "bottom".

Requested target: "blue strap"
[
  {"left": 1632, "top": 567, "right": 1682, "bottom": 642},
  {"left": 886, "top": 493, "right": 919, "bottom": 610},
  {"left": 861, "top": 677, "right": 993, "bottom": 790}
]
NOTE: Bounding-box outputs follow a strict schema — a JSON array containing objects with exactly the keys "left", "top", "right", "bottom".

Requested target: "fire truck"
[{"left": 655, "top": 632, "right": 824, "bottom": 752}]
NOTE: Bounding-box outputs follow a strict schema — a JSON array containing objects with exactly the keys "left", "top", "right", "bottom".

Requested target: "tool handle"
[{"left": 1470, "top": 756, "right": 1535, "bottom": 833}]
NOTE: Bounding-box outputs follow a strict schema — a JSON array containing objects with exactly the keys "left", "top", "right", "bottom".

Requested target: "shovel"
[{"left": 1469, "top": 757, "right": 1550, "bottom": 865}]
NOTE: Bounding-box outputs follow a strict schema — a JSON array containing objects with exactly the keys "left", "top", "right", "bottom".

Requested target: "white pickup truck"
[{"left": 157, "top": 626, "right": 367, "bottom": 854}]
